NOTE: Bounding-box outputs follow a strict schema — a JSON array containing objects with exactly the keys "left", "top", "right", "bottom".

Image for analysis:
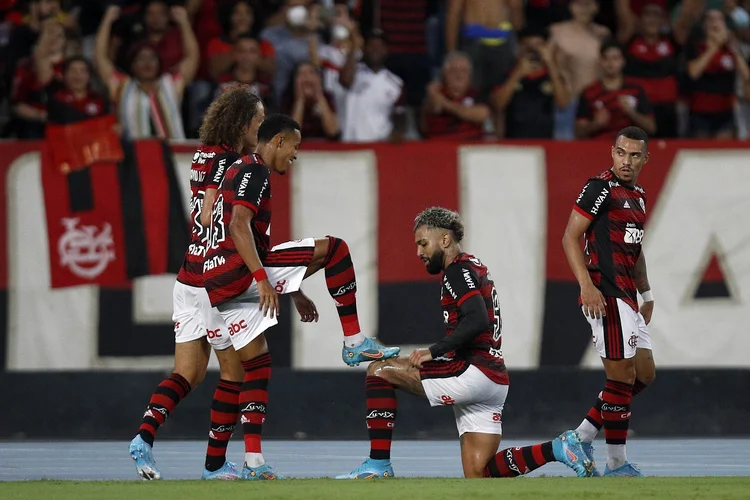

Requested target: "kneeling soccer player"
[{"left": 338, "top": 207, "right": 595, "bottom": 479}]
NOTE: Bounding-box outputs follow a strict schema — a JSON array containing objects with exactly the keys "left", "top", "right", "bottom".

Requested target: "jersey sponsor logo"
[
  {"left": 624, "top": 226, "right": 644, "bottom": 244},
  {"left": 241, "top": 402, "right": 267, "bottom": 413},
  {"left": 228, "top": 320, "right": 247, "bottom": 335},
  {"left": 192, "top": 150, "right": 216, "bottom": 165},
  {"left": 58, "top": 217, "right": 116, "bottom": 279},
  {"left": 237, "top": 172, "right": 252, "bottom": 198},
  {"left": 275, "top": 279, "right": 288, "bottom": 294},
  {"left": 609, "top": 181, "right": 620, "bottom": 187},
  {"left": 174, "top": 321, "right": 180, "bottom": 332},
  {"left": 203, "top": 255, "right": 226, "bottom": 272},
  {"left": 462, "top": 268, "right": 476, "bottom": 289},
  {"left": 212, "top": 158, "right": 227, "bottom": 184},
  {"left": 576, "top": 183, "right": 589, "bottom": 204},
  {"left": 332, "top": 281, "right": 356, "bottom": 296},
  {"left": 190, "top": 170, "right": 206, "bottom": 182},
  {"left": 366, "top": 410, "right": 395, "bottom": 419},
  {"left": 492, "top": 412, "right": 502, "bottom": 422},
  {"left": 256, "top": 177, "right": 269, "bottom": 205},
  {"left": 440, "top": 395, "right": 456, "bottom": 405},
  {"left": 206, "top": 328, "right": 222, "bottom": 339},
  {"left": 639, "top": 198, "right": 646, "bottom": 213},
  {"left": 444, "top": 277, "right": 457, "bottom": 300},
  {"left": 505, "top": 448, "right": 522, "bottom": 474},
  {"left": 591, "top": 187, "right": 609, "bottom": 215},
  {"left": 210, "top": 424, "right": 235, "bottom": 434},
  {"left": 187, "top": 243, "right": 205, "bottom": 256}
]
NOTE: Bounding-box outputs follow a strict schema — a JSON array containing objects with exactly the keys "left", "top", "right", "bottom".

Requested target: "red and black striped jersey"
[
  {"left": 685, "top": 42, "right": 737, "bottom": 114},
  {"left": 624, "top": 35, "right": 680, "bottom": 105},
  {"left": 573, "top": 169, "right": 647, "bottom": 311},
  {"left": 435, "top": 253, "right": 509, "bottom": 385},
  {"left": 176, "top": 144, "right": 240, "bottom": 288},
  {"left": 576, "top": 79, "right": 653, "bottom": 140},
  {"left": 203, "top": 153, "right": 272, "bottom": 306}
]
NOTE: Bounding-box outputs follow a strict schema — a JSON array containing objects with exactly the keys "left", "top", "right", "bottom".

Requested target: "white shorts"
[
  {"left": 584, "top": 297, "right": 653, "bottom": 360},
  {"left": 217, "top": 238, "right": 316, "bottom": 351},
  {"left": 173, "top": 281, "right": 232, "bottom": 350},
  {"left": 421, "top": 364, "right": 509, "bottom": 437}
]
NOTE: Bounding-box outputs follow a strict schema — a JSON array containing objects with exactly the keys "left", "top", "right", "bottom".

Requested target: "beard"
[{"left": 424, "top": 249, "right": 445, "bottom": 275}]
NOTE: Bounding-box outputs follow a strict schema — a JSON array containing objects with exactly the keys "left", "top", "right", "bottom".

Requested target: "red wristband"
[{"left": 252, "top": 268, "right": 268, "bottom": 282}]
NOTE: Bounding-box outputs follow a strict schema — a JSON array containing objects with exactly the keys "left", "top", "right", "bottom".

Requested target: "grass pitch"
[{"left": 1, "top": 477, "right": 749, "bottom": 500}]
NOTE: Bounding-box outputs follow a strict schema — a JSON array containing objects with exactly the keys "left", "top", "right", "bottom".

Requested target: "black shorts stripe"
[{"left": 603, "top": 297, "right": 625, "bottom": 360}]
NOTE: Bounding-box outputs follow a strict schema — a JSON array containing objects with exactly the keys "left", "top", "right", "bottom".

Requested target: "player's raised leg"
[{"left": 301, "top": 236, "right": 400, "bottom": 366}]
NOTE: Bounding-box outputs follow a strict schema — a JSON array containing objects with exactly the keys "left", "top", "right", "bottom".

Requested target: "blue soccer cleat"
[
  {"left": 342, "top": 337, "right": 400, "bottom": 367},
  {"left": 604, "top": 462, "right": 644, "bottom": 477},
  {"left": 202, "top": 460, "right": 240, "bottom": 480},
  {"left": 240, "top": 462, "right": 285, "bottom": 480},
  {"left": 335, "top": 458, "right": 395, "bottom": 479},
  {"left": 129, "top": 435, "right": 162, "bottom": 480},
  {"left": 580, "top": 442, "right": 602, "bottom": 477},
  {"left": 552, "top": 430, "right": 595, "bottom": 477}
]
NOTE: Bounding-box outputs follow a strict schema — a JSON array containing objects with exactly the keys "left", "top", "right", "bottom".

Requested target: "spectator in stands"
[
  {"left": 419, "top": 51, "right": 489, "bottom": 140},
  {"left": 550, "top": 0, "right": 611, "bottom": 140},
  {"left": 45, "top": 55, "right": 108, "bottom": 125},
  {"left": 95, "top": 5, "right": 199, "bottom": 140},
  {"left": 281, "top": 61, "right": 339, "bottom": 139},
  {"left": 111, "top": 0, "right": 183, "bottom": 74},
  {"left": 207, "top": 0, "right": 274, "bottom": 81},
  {"left": 340, "top": 30, "right": 406, "bottom": 143},
  {"left": 618, "top": 0, "right": 702, "bottom": 138},
  {"left": 359, "top": 0, "right": 433, "bottom": 108},
  {"left": 686, "top": 9, "right": 750, "bottom": 138},
  {"left": 312, "top": 5, "right": 361, "bottom": 133},
  {"left": 492, "top": 26, "right": 568, "bottom": 139},
  {"left": 576, "top": 40, "right": 655, "bottom": 139},
  {"left": 11, "top": 18, "right": 76, "bottom": 138},
  {"left": 261, "top": 0, "right": 319, "bottom": 105},
  {"left": 215, "top": 34, "right": 272, "bottom": 103},
  {"left": 445, "top": 0, "right": 524, "bottom": 100}
]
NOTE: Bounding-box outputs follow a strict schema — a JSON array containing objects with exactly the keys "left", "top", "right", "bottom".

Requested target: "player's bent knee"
[{"left": 367, "top": 360, "right": 388, "bottom": 377}]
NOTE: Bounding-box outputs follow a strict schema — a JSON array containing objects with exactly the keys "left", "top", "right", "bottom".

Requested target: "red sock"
[
  {"left": 205, "top": 379, "right": 241, "bottom": 472},
  {"left": 601, "top": 379, "right": 633, "bottom": 445},
  {"left": 366, "top": 375, "right": 397, "bottom": 460},
  {"left": 138, "top": 373, "right": 191, "bottom": 447},
  {"left": 483, "top": 442, "right": 555, "bottom": 477},
  {"left": 323, "top": 236, "right": 361, "bottom": 337},
  {"left": 240, "top": 353, "right": 271, "bottom": 454},
  {"left": 586, "top": 379, "right": 648, "bottom": 432}
]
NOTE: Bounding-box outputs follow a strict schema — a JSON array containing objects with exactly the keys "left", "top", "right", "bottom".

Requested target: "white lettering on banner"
[
  {"left": 58, "top": 218, "right": 116, "bottom": 279},
  {"left": 459, "top": 145, "right": 546, "bottom": 369}
]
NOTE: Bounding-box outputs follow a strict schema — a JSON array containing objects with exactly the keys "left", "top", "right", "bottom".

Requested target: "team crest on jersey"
[
  {"left": 656, "top": 42, "right": 671, "bottom": 56},
  {"left": 720, "top": 54, "right": 734, "bottom": 70},
  {"left": 623, "top": 95, "right": 638, "bottom": 108},
  {"left": 639, "top": 198, "right": 646, "bottom": 213},
  {"left": 58, "top": 217, "right": 115, "bottom": 279}
]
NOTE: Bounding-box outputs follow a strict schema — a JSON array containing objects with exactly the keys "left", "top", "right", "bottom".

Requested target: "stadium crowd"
[{"left": 1, "top": 0, "right": 749, "bottom": 142}]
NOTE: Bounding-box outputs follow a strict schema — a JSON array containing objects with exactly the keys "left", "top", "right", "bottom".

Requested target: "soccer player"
[
  {"left": 128, "top": 86, "right": 265, "bottom": 481},
  {"left": 337, "top": 207, "right": 594, "bottom": 479},
  {"left": 203, "top": 113, "right": 400, "bottom": 480},
  {"left": 562, "top": 126, "right": 656, "bottom": 476}
]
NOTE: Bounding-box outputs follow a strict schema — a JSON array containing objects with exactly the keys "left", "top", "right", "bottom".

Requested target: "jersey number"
[
  {"left": 208, "top": 193, "right": 226, "bottom": 250},
  {"left": 191, "top": 195, "right": 208, "bottom": 244},
  {"left": 491, "top": 286, "right": 502, "bottom": 342}
]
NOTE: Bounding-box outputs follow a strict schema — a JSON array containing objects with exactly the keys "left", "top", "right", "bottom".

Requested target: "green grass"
[{"left": 1, "top": 477, "right": 749, "bottom": 500}]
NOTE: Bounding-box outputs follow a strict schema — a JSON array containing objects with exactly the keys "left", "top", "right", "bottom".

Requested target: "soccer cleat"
[
  {"left": 604, "top": 462, "right": 644, "bottom": 477},
  {"left": 580, "top": 442, "right": 602, "bottom": 477},
  {"left": 240, "top": 463, "right": 285, "bottom": 480},
  {"left": 335, "top": 458, "right": 395, "bottom": 479},
  {"left": 202, "top": 460, "right": 240, "bottom": 480},
  {"left": 342, "top": 337, "right": 400, "bottom": 367},
  {"left": 128, "top": 435, "right": 162, "bottom": 480},
  {"left": 552, "top": 430, "right": 595, "bottom": 477}
]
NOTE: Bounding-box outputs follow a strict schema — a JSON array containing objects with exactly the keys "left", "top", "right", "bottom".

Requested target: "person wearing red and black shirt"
[
  {"left": 215, "top": 35, "right": 273, "bottom": 104},
  {"left": 619, "top": 1, "right": 702, "bottom": 138},
  {"left": 281, "top": 62, "right": 339, "bottom": 140},
  {"left": 563, "top": 126, "right": 656, "bottom": 477},
  {"left": 204, "top": 114, "right": 398, "bottom": 478},
  {"left": 420, "top": 52, "right": 490, "bottom": 140},
  {"left": 576, "top": 40, "right": 655, "bottom": 139},
  {"left": 686, "top": 9, "right": 750, "bottom": 139},
  {"left": 337, "top": 207, "right": 595, "bottom": 480},
  {"left": 492, "top": 26, "right": 568, "bottom": 139},
  {"left": 45, "top": 56, "right": 108, "bottom": 125}
]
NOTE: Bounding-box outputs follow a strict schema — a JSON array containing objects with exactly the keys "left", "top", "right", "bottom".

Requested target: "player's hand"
[
  {"left": 292, "top": 291, "right": 319, "bottom": 323},
  {"left": 104, "top": 5, "right": 121, "bottom": 23},
  {"left": 618, "top": 95, "right": 636, "bottom": 115},
  {"left": 593, "top": 108, "right": 610, "bottom": 128},
  {"left": 518, "top": 55, "right": 535, "bottom": 75},
  {"left": 408, "top": 348, "right": 433, "bottom": 369},
  {"left": 170, "top": 6, "right": 189, "bottom": 25},
  {"left": 640, "top": 300, "right": 654, "bottom": 325},
  {"left": 257, "top": 279, "right": 280, "bottom": 319},
  {"left": 581, "top": 283, "right": 606, "bottom": 319}
]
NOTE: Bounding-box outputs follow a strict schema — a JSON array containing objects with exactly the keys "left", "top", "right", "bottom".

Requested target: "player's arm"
[
  {"left": 429, "top": 265, "right": 491, "bottom": 359},
  {"left": 441, "top": 97, "right": 491, "bottom": 124},
  {"left": 229, "top": 166, "right": 279, "bottom": 318},
  {"left": 562, "top": 179, "right": 609, "bottom": 318},
  {"left": 635, "top": 251, "right": 654, "bottom": 324}
]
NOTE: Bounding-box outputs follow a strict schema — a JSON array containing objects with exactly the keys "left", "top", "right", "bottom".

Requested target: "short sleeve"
[
  {"left": 206, "top": 152, "right": 240, "bottom": 189},
  {"left": 443, "top": 263, "right": 482, "bottom": 306},
  {"left": 233, "top": 164, "right": 270, "bottom": 213},
  {"left": 260, "top": 39, "right": 276, "bottom": 57},
  {"left": 573, "top": 178, "right": 611, "bottom": 221},
  {"left": 206, "top": 38, "right": 231, "bottom": 59},
  {"left": 576, "top": 92, "right": 591, "bottom": 120}
]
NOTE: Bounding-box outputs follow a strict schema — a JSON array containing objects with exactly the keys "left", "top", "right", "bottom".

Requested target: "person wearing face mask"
[{"left": 261, "top": 0, "right": 320, "bottom": 105}]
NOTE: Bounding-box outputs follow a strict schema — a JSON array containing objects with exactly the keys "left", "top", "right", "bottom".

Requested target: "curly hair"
[
  {"left": 413, "top": 206, "right": 465, "bottom": 242},
  {"left": 199, "top": 85, "right": 262, "bottom": 147}
]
